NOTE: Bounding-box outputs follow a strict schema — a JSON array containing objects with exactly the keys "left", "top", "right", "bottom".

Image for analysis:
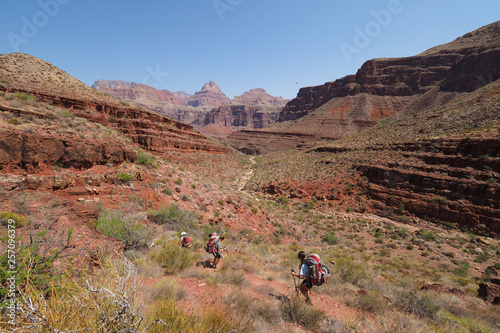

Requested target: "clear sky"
[{"left": 1, "top": 0, "right": 499, "bottom": 99}]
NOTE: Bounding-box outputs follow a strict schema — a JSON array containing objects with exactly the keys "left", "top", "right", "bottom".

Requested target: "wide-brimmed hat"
[{"left": 181, "top": 231, "right": 186, "bottom": 235}]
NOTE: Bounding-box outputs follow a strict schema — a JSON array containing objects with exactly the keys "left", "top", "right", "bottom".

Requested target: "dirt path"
[{"left": 238, "top": 156, "right": 256, "bottom": 191}]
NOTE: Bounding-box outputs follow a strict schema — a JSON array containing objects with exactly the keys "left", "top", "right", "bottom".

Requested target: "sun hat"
[{"left": 181, "top": 231, "right": 186, "bottom": 235}]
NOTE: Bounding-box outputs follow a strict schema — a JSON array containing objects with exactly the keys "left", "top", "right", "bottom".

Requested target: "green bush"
[
  {"left": 453, "top": 261, "right": 471, "bottom": 277},
  {"left": 0, "top": 211, "right": 27, "bottom": 228},
  {"left": 96, "top": 210, "right": 154, "bottom": 251},
  {"left": 136, "top": 149, "right": 158, "bottom": 169},
  {"left": 148, "top": 238, "right": 199, "bottom": 274},
  {"left": 7, "top": 118, "right": 21, "bottom": 125},
  {"left": 418, "top": 229, "right": 435, "bottom": 241},
  {"left": 336, "top": 255, "right": 367, "bottom": 285},
  {"left": 279, "top": 295, "right": 324, "bottom": 330},
  {"left": 355, "top": 290, "right": 387, "bottom": 313},
  {"left": 322, "top": 233, "right": 339, "bottom": 245},
  {"left": 0, "top": 228, "right": 74, "bottom": 304},
  {"left": 148, "top": 204, "right": 200, "bottom": 231},
  {"left": 395, "top": 227, "right": 410, "bottom": 238},
  {"left": 116, "top": 172, "right": 134, "bottom": 184},
  {"left": 15, "top": 93, "right": 34, "bottom": 103},
  {"left": 395, "top": 290, "right": 439, "bottom": 318}
]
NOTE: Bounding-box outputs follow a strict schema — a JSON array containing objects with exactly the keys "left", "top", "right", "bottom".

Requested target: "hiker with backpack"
[
  {"left": 291, "top": 251, "right": 330, "bottom": 304},
  {"left": 204, "top": 233, "right": 225, "bottom": 268},
  {"left": 180, "top": 231, "right": 191, "bottom": 248}
]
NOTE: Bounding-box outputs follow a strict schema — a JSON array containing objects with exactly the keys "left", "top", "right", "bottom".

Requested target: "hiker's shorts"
[
  {"left": 213, "top": 251, "right": 223, "bottom": 259},
  {"left": 302, "top": 279, "right": 313, "bottom": 289}
]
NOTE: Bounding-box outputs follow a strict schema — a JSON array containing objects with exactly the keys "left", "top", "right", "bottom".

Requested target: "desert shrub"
[
  {"left": 116, "top": 172, "right": 134, "bottom": 184},
  {"left": 148, "top": 204, "right": 200, "bottom": 232},
  {"left": 96, "top": 210, "right": 154, "bottom": 251},
  {"left": 336, "top": 255, "right": 368, "bottom": 285},
  {"left": 145, "top": 297, "right": 253, "bottom": 333},
  {"left": 435, "top": 310, "right": 491, "bottom": 333},
  {"left": 7, "top": 118, "right": 21, "bottom": 125},
  {"left": 354, "top": 290, "right": 388, "bottom": 314},
  {"left": 452, "top": 261, "right": 471, "bottom": 277},
  {"left": 219, "top": 271, "right": 248, "bottom": 286},
  {"left": 146, "top": 279, "right": 187, "bottom": 303},
  {"left": 322, "top": 232, "right": 339, "bottom": 245},
  {"left": 174, "top": 178, "right": 183, "bottom": 185},
  {"left": 396, "top": 227, "right": 410, "bottom": 239},
  {"left": 279, "top": 295, "right": 324, "bottom": 330},
  {"left": 0, "top": 228, "right": 74, "bottom": 305},
  {"left": 136, "top": 149, "right": 158, "bottom": 169},
  {"left": 148, "top": 238, "right": 199, "bottom": 274},
  {"left": 0, "top": 211, "right": 27, "bottom": 228},
  {"left": 162, "top": 187, "right": 173, "bottom": 195},
  {"left": 395, "top": 290, "right": 440, "bottom": 318},
  {"left": 2, "top": 254, "right": 248, "bottom": 333},
  {"left": 224, "top": 289, "right": 281, "bottom": 329},
  {"left": 418, "top": 229, "right": 436, "bottom": 241}
]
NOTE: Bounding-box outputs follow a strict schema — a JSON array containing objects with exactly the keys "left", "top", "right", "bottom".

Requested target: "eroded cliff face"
[
  {"left": 280, "top": 21, "right": 500, "bottom": 125},
  {"left": 187, "top": 80, "right": 231, "bottom": 108},
  {"left": 0, "top": 86, "right": 231, "bottom": 160},
  {"left": 92, "top": 80, "right": 183, "bottom": 105},
  {"left": 227, "top": 21, "right": 500, "bottom": 155},
  {"left": 201, "top": 104, "right": 280, "bottom": 128},
  {"left": 92, "top": 80, "right": 288, "bottom": 136},
  {"left": 357, "top": 136, "right": 500, "bottom": 236}
]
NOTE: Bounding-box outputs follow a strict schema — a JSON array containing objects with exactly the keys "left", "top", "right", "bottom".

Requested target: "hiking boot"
[{"left": 305, "top": 297, "right": 312, "bottom": 305}]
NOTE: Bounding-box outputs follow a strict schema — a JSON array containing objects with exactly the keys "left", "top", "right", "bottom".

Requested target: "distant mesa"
[
  {"left": 187, "top": 80, "right": 230, "bottom": 108},
  {"left": 92, "top": 79, "right": 289, "bottom": 138}
]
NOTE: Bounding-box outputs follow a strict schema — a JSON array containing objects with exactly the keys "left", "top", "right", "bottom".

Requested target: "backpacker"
[
  {"left": 304, "top": 253, "right": 325, "bottom": 286},
  {"left": 204, "top": 237, "right": 218, "bottom": 253},
  {"left": 181, "top": 236, "right": 190, "bottom": 247}
]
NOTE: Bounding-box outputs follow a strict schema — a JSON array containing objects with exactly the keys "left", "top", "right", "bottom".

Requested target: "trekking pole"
[{"left": 291, "top": 269, "right": 299, "bottom": 296}]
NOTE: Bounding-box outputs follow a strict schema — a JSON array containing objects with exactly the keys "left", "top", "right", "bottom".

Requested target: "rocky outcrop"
[
  {"left": 357, "top": 137, "right": 500, "bottom": 236},
  {"left": 199, "top": 104, "right": 280, "bottom": 128},
  {"left": 280, "top": 21, "right": 500, "bottom": 124},
  {"left": 187, "top": 80, "right": 230, "bottom": 108},
  {"left": 441, "top": 48, "right": 500, "bottom": 92},
  {"left": 92, "top": 81, "right": 289, "bottom": 136},
  {"left": 0, "top": 129, "right": 136, "bottom": 171},
  {"left": 0, "top": 86, "right": 232, "bottom": 155},
  {"left": 232, "top": 88, "right": 289, "bottom": 106},
  {"left": 277, "top": 53, "right": 461, "bottom": 123},
  {"left": 226, "top": 21, "right": 500, "bottom": 155},
  {"left": 92, "top": 80, "right": 183, "bottom": 105},
  {"left": 478, "top": 280, "right": 500, "bottom": 304},
  {"left": 225, "top": 130, "right": 327, "bottom": 155}
]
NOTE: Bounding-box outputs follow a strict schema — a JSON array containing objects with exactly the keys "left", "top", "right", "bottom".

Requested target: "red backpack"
[
  {"left": 205, "top": 237, "right": 218, "bottom": 253},
  {"left": 182, "top": 236, "right": 190, "bottom": 247},
  {"left": 304, "top": 254, "right": 325, "bottom": 286}
]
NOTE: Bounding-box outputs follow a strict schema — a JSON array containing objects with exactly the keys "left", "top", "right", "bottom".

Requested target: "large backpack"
[
  {"left": 205, "top": 237, "right": 218, "bottom": 253},
  {"left": 181, "top": 236, "right": 190, "bottom": 247},
  {"left": 304, "top": 253, "right": 325, "bottom": 286}
]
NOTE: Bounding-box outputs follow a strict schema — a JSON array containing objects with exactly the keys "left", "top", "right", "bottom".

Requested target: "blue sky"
[{"left": 1, "top": 1, "right": 499, "bottom": 99}]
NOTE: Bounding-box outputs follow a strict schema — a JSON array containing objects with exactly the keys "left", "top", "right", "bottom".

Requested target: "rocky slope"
[
  {"left": 226, "top": 20, "right": 500, "bottom": 154},
  {"left": 0, "top": 53, "right": 232, "bottom": 169},
  {"left": 246, "top": 74, "right": 500, "bottom": 236},
  {"left": 92, "top": 80, "right": 288, "bottom": 137}
]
